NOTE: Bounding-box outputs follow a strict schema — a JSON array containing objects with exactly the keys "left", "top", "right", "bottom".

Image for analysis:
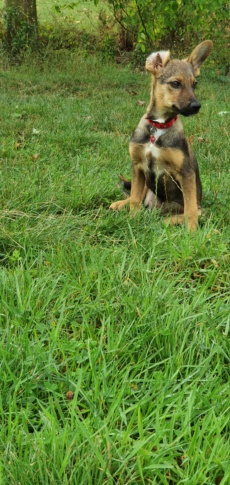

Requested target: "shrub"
[{"left": 107, "top": 0, "right": 230, "bottom": 67}]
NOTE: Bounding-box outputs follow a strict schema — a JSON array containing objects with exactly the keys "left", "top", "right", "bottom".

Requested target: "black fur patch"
[
  {"left": 147, "top": 154, "right": 154, "bottom": 171},
  {"left": 146, "top": 171, "right": 157, "bottom": 193},
  {"left": 156, "top": 136, "right": 189, "bottom": 156},
  {"left": 130, "top": 127, "right": 150, "bottom": 145},
  {"left": 146, "top": 172, "right": 184, "bottom": 205},
  {"left": 123, "top": 180, "right": 131, "bottom": 191}
]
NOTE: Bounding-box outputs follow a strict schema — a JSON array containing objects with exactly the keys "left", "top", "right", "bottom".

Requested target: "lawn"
[
  {"left": 0, "top": 48, "right": 229, "bottom": 484},
  {"left": 0, "top": 0, "right": 105, "bottom": 32}
]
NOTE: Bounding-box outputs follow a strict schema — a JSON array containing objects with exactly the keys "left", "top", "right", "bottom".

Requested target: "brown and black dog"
[{"left": 110, "top": 40, "right": 213, "bottom": 231}]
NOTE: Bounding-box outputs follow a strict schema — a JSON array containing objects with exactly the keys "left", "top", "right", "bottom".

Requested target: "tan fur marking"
[
  {"left": 129, "top": 142, "right": 145, "bottom": 165},
  {"left": 155, "top": 147, "right": 184, "bottom": 171},
  {"left": 129, "top": 165, "right": 146, "bottom": 211},
  {"left": 163, "top": 171, "right": 198, "bottom": 230}
]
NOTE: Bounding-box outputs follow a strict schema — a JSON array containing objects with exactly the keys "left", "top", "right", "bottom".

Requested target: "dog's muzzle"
[
  {"left": 188, "top": 101, "right": 201, "bottom": 113},
  {"left": 174, "top": 101, "right": 201, "bottom": 117}
]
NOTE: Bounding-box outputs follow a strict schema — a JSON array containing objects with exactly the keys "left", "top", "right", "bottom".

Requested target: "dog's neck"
[
  {"left": 146, "top": 116, "right": 178, "bottom": 129},
  {"left": 145, "top": 115, "right": 178, "bottom": 145},
  {"left": 146, "top": 106, "right": 176, "bottom": 124},
  {"left": 147, "top": 79, "right": 176, "bottom": 122}
]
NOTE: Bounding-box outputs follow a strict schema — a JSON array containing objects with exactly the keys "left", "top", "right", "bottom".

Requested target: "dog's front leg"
[
  {"left": 164, "top": 172, "right": 198, "bottom": 231},
  {"left": 129, "top": 164, "right": 146, "bottom": 211},
  {"left": 109, "top": 164, "right": 146, "bottom": 212},
  {"left": 110, "top": 142, "right": 146, "bottom": 212},
  {"left": 181, "top": 172, "right": 198, "bottom": 231}
]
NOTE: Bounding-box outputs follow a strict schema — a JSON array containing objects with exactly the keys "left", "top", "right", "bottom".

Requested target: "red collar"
[{"left": 146, "top": 115, "right": 178, "bottom": 129}]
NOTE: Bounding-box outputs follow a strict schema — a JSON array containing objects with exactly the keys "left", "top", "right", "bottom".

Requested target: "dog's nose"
[{"left": 190, "top": 101, "right": 201, "bottom": 112}]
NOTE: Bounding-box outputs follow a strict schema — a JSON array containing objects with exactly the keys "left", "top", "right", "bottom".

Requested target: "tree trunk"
[{"left": 4, "top": 0, "right": 38, "bottom": 55}]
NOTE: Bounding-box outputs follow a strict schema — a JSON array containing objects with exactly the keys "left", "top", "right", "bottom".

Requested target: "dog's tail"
[{"left": 118, "top": 174, "right": 131, "bottom": 191}]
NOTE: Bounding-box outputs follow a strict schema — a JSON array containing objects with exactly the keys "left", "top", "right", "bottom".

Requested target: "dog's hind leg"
[{"left": 160, "top": 201, "right": 184, "bottom": 215}]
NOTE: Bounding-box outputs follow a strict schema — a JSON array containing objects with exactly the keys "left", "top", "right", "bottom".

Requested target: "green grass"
[
  {"left": 0, "top": 51, "right": 229, "bottom": 484},
  {"left": 0, "top": 0, "right": 106, "bottom": 32}
]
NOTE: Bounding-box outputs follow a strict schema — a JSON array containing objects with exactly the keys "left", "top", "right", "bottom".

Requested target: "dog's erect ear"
[
  {"left": 146, "top": 50, "right": 170, "bottom": 74},
  {"left": 184, "top": 40, "right": 213, "bottom": 76}
]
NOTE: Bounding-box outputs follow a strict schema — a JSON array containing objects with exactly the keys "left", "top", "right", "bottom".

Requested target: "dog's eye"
[
  {"left": 193, "top": 81, "right": 198, "bottom": 89},
  {"left": 169, "top": 81, "right": 181, "bottom": 89}
]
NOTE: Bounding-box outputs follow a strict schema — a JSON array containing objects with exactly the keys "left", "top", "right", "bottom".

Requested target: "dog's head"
[{"left": 146, "top": 41, "right": 213, "bottom": 117}]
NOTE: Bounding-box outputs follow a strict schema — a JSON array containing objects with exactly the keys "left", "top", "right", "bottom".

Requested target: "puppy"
[{"left": 110, "top": 40, "right": 213, "bottom": 231}]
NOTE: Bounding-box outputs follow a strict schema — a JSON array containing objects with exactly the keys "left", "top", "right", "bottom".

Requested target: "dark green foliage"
[
  {"left": 107, "top": 0, "right": 229, "bottom": 51},
  {"left": 2, "top": 1, "right": 38, "bottom": 58},
  {"left": 0, "top": 0, "right": 229, "bottom": 69}
]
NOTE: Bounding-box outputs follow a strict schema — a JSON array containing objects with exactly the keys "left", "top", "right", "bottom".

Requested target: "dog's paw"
[
  {"left": 109, "top": 199, "right": 129, "bottom": 211},
  {"left": 163, "top": 214, "right": 185, "bottom": 228},
  {"left": 187, "top": 221, "right": 198, "bottom": 232},
  {"left": 109, "top": 202, "right": 121, "bottom": 210},
  {"left": 163, "top": 214, "right": 198, "bottom": 231}
]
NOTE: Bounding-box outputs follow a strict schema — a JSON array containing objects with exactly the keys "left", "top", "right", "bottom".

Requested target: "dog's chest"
[
  {"left": 150, "top": 125, "right": 167, "bottom": 144},
  {"left": 146, "top": 125, "right": 167, "bottom": 171}
]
